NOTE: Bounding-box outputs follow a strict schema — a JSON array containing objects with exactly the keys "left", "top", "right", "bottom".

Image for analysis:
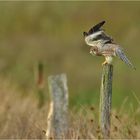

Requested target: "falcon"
[{"left": 83, "top": 21, "right": 135, "bottom": 69}]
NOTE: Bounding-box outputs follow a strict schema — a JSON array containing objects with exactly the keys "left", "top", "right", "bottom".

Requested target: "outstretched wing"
[
  {"left": 88, "top": 21, "right": 105, "bottom": 35},
  {"left": 115, "top": 47, "right": 136, "bottom": 70},
  {"left": 101, "top": 32, "right": 113, "bottom": 42}
]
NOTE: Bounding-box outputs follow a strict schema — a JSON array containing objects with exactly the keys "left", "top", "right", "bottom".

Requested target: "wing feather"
[{"left": 88, "top": 21, "right": 105, "bottom": 35}]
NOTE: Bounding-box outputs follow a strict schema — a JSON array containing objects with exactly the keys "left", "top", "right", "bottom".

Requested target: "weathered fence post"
[
  {"left": 99, "top": 64, "right": 113, "bottom": 138},
  {"left": 46, "top": 73, "right": 68, "bottom": 139}
]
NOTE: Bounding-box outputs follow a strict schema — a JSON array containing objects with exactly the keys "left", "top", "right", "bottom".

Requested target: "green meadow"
[{"left": 0, "top": 2, "right": 139, "bottom": 138}]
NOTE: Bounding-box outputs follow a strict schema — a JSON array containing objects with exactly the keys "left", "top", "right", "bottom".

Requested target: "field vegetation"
[{"left": 0, "top": 1, "right": 139, "bottom": 139}]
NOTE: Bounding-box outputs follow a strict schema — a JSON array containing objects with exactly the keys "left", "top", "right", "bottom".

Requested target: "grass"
[
  {"left": 0, "top": 2, "right": 139, "bottom": 139},
  {"left": 0, "top": 78, "right": 139, "bottom": 139}
]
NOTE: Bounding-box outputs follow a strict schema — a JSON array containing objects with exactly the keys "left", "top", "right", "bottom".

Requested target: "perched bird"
[{"left": 83, "top": 21, "right": 135, "bottom": 69}]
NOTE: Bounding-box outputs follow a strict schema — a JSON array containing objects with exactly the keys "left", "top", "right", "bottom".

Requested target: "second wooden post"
[{"left": 46, "top": 73, "right": 68, "bottom": 139}]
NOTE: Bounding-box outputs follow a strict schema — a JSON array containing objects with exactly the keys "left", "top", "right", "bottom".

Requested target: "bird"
[{"left": 83, "top": 21, "right": 136, "bottom": 70}]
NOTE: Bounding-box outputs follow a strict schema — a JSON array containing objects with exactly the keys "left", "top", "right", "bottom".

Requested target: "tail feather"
[{"left": 115, "top": 47, "right": 136, "bottom": 70}]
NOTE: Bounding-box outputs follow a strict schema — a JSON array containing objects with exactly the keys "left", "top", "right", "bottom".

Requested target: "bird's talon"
[{"left": 102, "top": 61, "right": 107, "bottom": 66}]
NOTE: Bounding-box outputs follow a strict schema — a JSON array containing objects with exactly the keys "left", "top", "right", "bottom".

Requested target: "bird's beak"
[
  {"left": 90, "top": 50, "right": 93, "bottom": 54},
  {"left": 90, "top": 49, "right": 96, "bottom": 56}
]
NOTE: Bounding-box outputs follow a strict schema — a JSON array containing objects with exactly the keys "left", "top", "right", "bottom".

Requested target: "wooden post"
[
  {"left": 46, "top": 73, "right": 68, "bottom": 139},
  {"left": 99, "top": 64, "right": 113, "bottom": 138}
]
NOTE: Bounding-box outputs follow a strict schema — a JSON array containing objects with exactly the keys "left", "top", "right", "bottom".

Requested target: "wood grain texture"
[
  {"left": 46, "top": 73, "right": 68, "bottom": 139},
  {"left": 99, "top": 64, "right": 113, "bottom": 138}
]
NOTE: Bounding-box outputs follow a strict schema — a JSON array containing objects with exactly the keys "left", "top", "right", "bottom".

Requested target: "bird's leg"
[{"left": 102, "top": 60, "right": 107, "bottom": 66}]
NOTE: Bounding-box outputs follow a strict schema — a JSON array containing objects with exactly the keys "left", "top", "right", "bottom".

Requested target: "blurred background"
[{"left": 0, "top": 1, "right": 139, "bottom": 109}]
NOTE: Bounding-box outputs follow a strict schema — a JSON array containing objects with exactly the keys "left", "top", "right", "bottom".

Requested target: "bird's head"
[{"left": 90, "top": 47, "right": 97, "bottom": 55}]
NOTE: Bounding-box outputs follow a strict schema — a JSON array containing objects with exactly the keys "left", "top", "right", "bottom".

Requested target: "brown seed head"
[
  {"left": 90, "top": 106, "right": 95, "bottom": 111},
  {"left": 114, "top": 126, "right": 118, "bottom": 131},
  {"left": 42, "top": 130, "right": 46, "bottom": 134},
  {"left": 90, "top": 119, "right": 94, "bottom": 123}
]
